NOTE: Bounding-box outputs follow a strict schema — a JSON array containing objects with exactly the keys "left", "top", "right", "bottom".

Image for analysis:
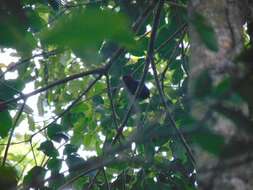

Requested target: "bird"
[{"left": 122, "top": 75, "right": 150, "bottom": 100}]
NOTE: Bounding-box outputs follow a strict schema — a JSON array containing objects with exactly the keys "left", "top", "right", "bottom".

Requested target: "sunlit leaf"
[{"left": 41, "top": 8, "right": 136, "bottom": 50}]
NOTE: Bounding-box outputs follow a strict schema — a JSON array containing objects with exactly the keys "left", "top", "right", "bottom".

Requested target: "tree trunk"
[{"left": 188, "top": 0, "right": 253, "bottom": 190}]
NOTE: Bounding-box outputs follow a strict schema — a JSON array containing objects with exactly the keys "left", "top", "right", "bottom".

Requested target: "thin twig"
[
  {"left": 113, "top": 0, "right": 165, "bottom": 143},
  {"left": 30, "top": 74, "right": 103, "bottom": 139},
  {"left": 0, "top": 80, "right": 23, "bottom": 100},
  {"left": 3, "top": 0, "right": 155, "bottom": 107},
  {"left": 166, "top": 0, "right": 187, "bottom": 8},
  {"left": 30, "top": 139, "right": 37, "bottom": 166},
  {"left": 3, "top": 66, "right": 105, "bottom": 105},
  {"left": 18, "top": 1, "right": 157, "bottom": 188},
  {"left": 42, "top": 141, "right": 68, "bottom": 168},
  {"left": 0, "top": 139, "right": 29, "bottom": 146},
  {"left": 56, "top": 2, "right": 158, "bottom": 187},
  {"left": 132, "top": 0, "right": 157, "bottom": 32},
  {"left": 0, "top": 49, "right": 61, "bottom": 79},
  {"left": 106, "top": 74, "right": 119, "bottom": 129},
  {"left": 65, "top": 0, "right": 103, "bottom": 9},
  {"left": 2, "top": 101, "right": 26, "bottom": 166},
  {"left": 122, "top": 170, "right": 126, "bottom": 190},
  {"left": 102, "top": 168, "right": 110, "bottom": 190},
  {"left": 13, "top": 141, "right": 39, "bottom": 168},
  {"left": 56, "top": 156, "right": 116, "bottom": 190},
  {"left": 38, "top": 106, "right": 210, "bottom": 190},
  {"left": 86, "top": 170, "right": 101, "bottom": 190},
  {"left": 160, "top": 29, "right": 186, "bottom": 90},
  {"left": 150, "top": 57, "right": 196, "bottom": 166},
  {"left": 155, "top": 23, "right": 187, "bottom": 52}
]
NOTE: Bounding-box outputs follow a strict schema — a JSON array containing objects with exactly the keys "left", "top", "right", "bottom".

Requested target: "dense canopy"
[{"left": 0, "top": 0, "right": 253, "bottom": 190}]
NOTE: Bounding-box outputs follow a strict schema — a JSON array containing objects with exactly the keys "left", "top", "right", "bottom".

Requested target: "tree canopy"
[{"left": 0, "top": 0, "right": 253, "bottom": 190}]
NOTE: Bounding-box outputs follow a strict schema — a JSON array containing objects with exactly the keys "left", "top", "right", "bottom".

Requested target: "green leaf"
[
  {"left": 48, "top": 172, "right": 65, "bottom": 189},
  {"left": 144, "top": 143, "right": 155, "bottom": 161},
  {"left": 47, "top": 158, "right": 62, "bottom": 172},
  {"left": 23, "top": 166, "right": 46, "bottom": 189},
  {"left": 234, "top": 73, "right": 253, "bottom": 108},
  {"left": 27, "top": 115, "right": 35, "bottom": 131},
  {"left": 191, "top": 12, "right": 219, "bottom": 52},
  {"left": 92, "top": 95, "right": 104, "bottom": 105},
  {"left": 71, "top": 125, "right": 85, "bottom": 147},
  {"left": 0, "top": 10, "right": 27, "bottom": 47},
  {"left": 41, "top": 8, "right": 136, "bottom": 50},
  {"left": 100, "top": 42, "right": 119, "bottom": 60},
  {"left": 66, "top": 155, "right": 86, "bottom": 171},
  {"left": 193, "top": 70, "right": 212, "bottom": 98},
  {"left": 0, "top": 80, "right": 25, "bottom": 100},
  {"left": 143, "top": 178, "right": 172, "bottom": 190},
  {"left": 37, "top": 95, "right": 45, "bottom": 116},
  {"left": 72, "top": 176, "right": 89, "bottom": 190},
  {"left": 0, "top": 111, "right": 12, "bottom": 138},
  {"left": 191, "top": 129, "right": 225, "bottom": 155},
  {"left": 142, "top": 124, "right": 172, "bottom": 146},
  {"left": 38, "top": 140, "right": 59, "bottom": 157},
  {"left": 48, "top": 0, "right": 61, "bottom": 11},
  {"left": 0, "top": 165, "right": 18, "bottom": 189},
  {"left": 83, "top": 132, "right": 97, "bottom": 150},
  {"left": 172, "top": 67, "right": 184, "bottom": 85},
  {"left": 25, "top": 7, "right": 46, "bottom": 32},
  {"left": 212, "top": 77, "right": 231, "bottom": 98},
  {"left": 0, "top": 8, "right": 36, "bottom": 53},
  {"left": 170, "top": 140, "right": 187, "bottom": 162},
  {"left": 47, "top": 123, "right": 69, "bottom": 142},
  {"left": 109, "top": 162, "right": 128, "bottom": 171},
  {"left": 156, "top": 24, "right": 178, "bottom": 59},
  {"left": 63, "top": 144, "right": 78, "bottom": 155},
  {"left": 16, "top": 31, "right": 37, "bottom": 55}
]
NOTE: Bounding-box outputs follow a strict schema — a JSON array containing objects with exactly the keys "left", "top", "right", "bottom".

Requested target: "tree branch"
[
  {"left": 2, "top": 100, "right": 26, "bottom": 166},
  {"left": 102, "top": 168, "right": 110, "bottom": 190},
  {"left": 0, "top": 49, "right": 61, "bottom": 79},
  {"left": 3, "top": 67, "right": 105, "bottom": 105},
  {"left": 113, "top": 0, "right": 165, "bottom": 143},
  {"left": 106, "top": 74, "right": 119, "bottom": 129},
  {"left": 150, "top": 56, "right": 196, "bottom": 166},
  {"left": 30, "top": 74, "right": 103, "bottom": 139},
  {"left": 160, "top": 29, "right": 186, "bottom": 90}
]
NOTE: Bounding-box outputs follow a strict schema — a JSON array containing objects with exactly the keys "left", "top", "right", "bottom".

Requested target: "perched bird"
[{"left": 122, "top": 75, "right": 150, "bottom": 100}]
